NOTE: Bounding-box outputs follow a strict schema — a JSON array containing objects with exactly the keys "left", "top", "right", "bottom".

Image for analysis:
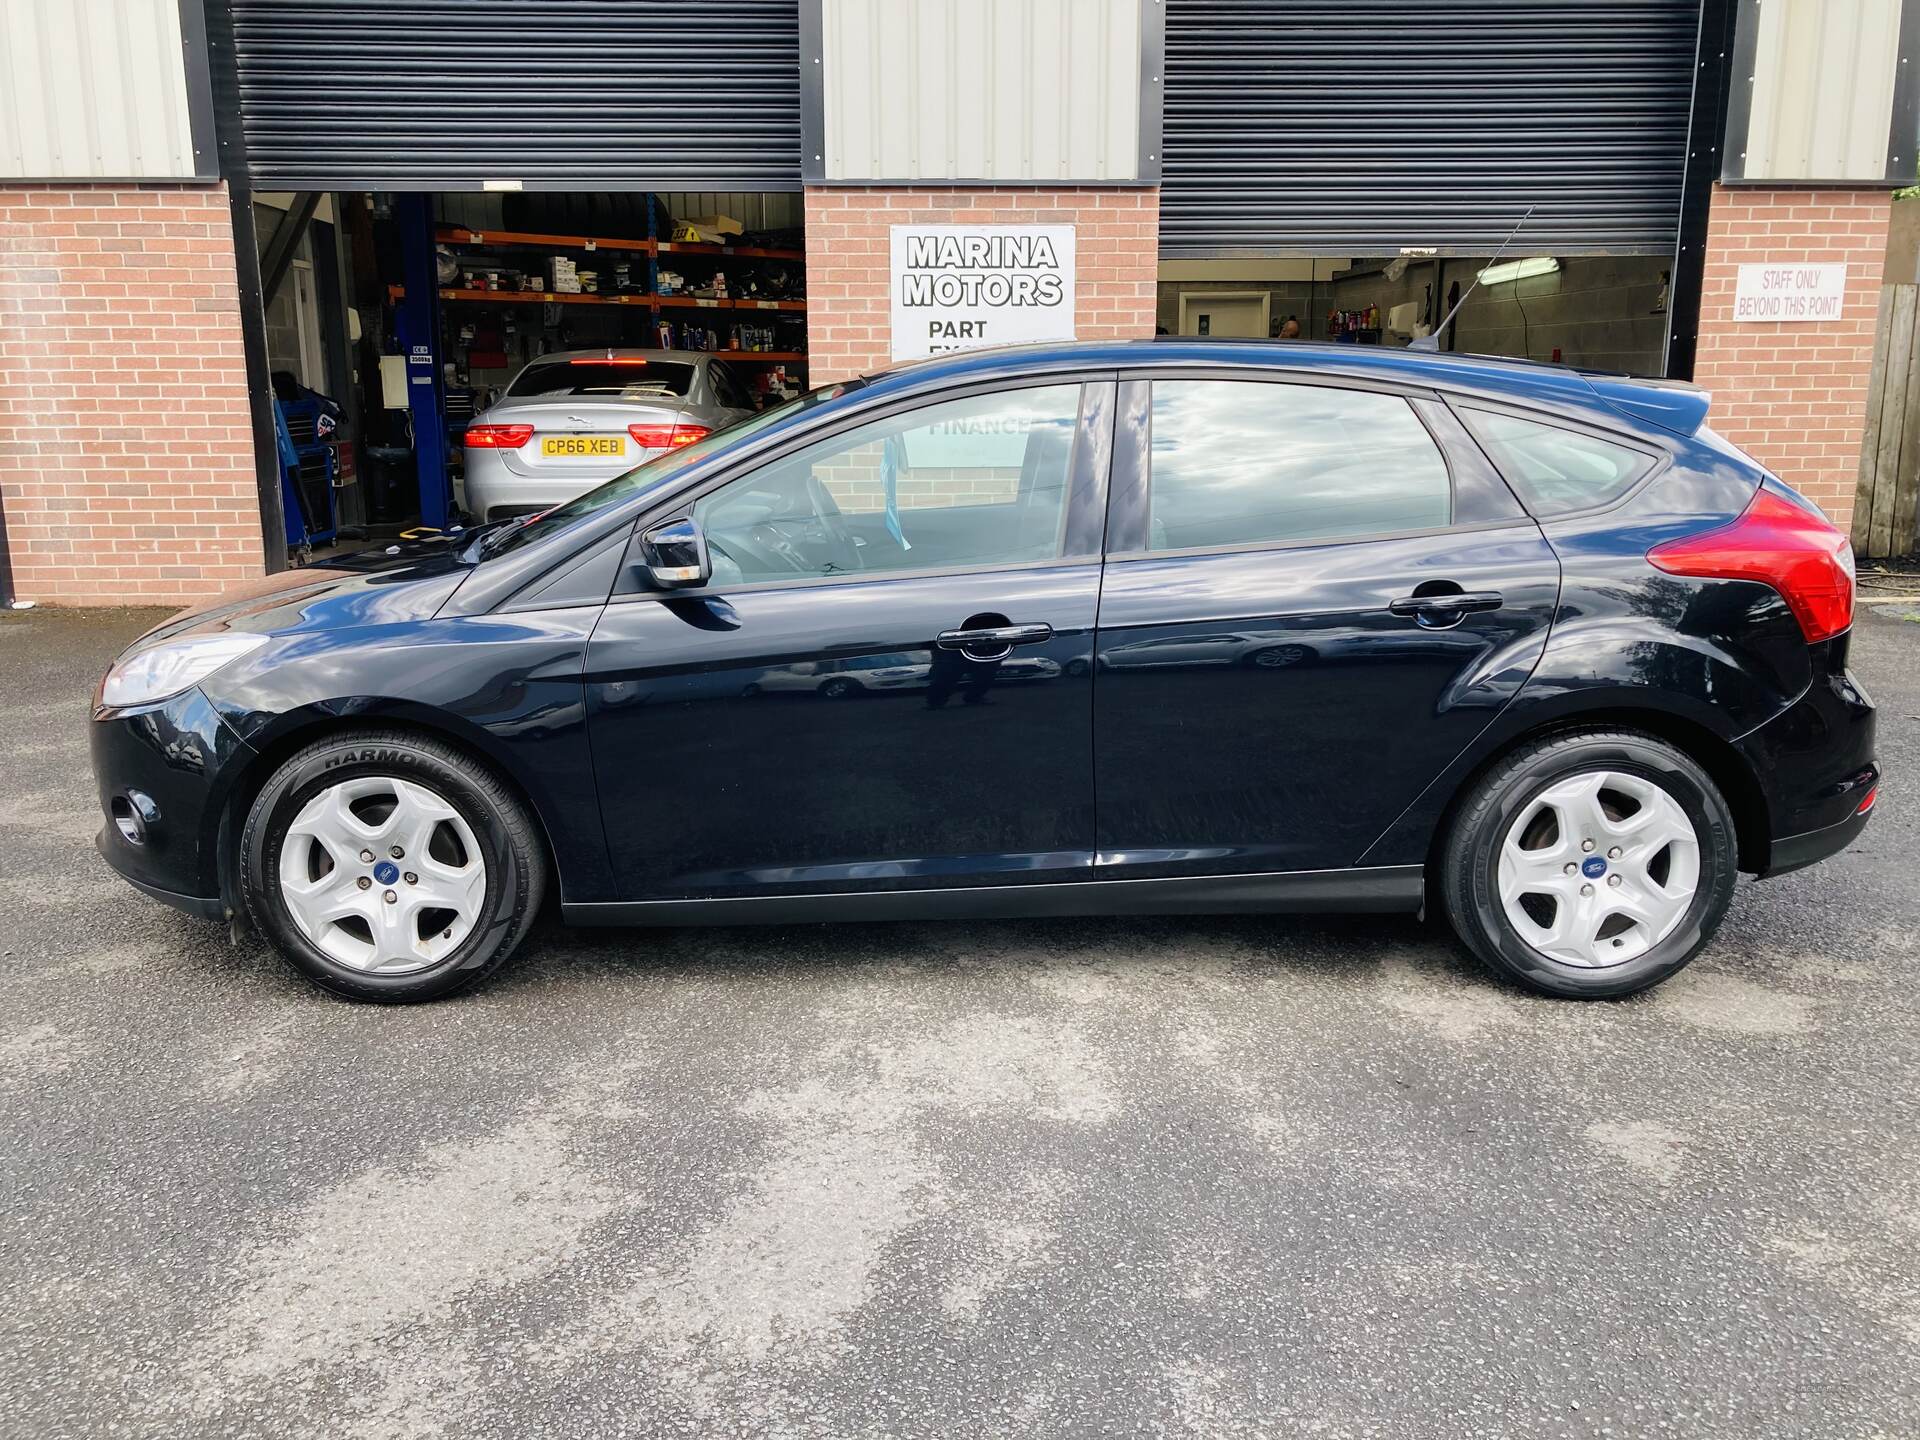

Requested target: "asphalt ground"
[{"left": 2, "top": 602, "right": 1917, "bottom": 1439}]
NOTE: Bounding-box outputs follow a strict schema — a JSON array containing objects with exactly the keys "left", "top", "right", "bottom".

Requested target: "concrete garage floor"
[{"left": 2, "top": 605, "right": 1917, "bottom": 1439}]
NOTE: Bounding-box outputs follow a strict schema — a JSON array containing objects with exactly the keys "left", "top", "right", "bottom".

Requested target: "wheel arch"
[
  {"left": 1424, "top": 707, "right": 1773, "bottom": 883},
  {"left": 215, "top": 710, "right": 563, "bottom": 919}
]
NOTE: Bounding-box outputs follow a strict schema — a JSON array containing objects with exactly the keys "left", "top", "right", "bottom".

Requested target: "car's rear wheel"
[
  {"left": 240, "top": 730, "right": 545, "bottom": 1002},
  {"left": 1440, "top": 729, "right": 1739, "bottom": 998}
]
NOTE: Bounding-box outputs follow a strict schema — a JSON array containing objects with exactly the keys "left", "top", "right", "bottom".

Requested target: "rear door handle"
[
  {"left": 936, "top": 622, "right": 1053, "bottom": 656},
  {"left": 1388, "top": 591, "right": 1504, "bottom": 623}
]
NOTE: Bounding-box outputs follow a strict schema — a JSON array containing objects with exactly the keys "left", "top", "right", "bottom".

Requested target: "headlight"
[{"left": 99, "top": 632, "right": 269, "bottom": 708}]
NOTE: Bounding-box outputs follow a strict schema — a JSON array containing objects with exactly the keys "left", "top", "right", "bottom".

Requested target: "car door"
[
  {"left": 585, "top": 377, "right": 1113, "bottom": 899},
  {"left": 1092, "top": 372, "right": 1561, "bottom": 879}
]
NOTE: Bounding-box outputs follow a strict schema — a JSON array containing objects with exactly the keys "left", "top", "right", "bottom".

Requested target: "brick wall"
[
  {"left": 0, "top": 183, "right": 261, "bottom": 606},
  {"left": 804, "top": 186, "right": 1159, "bottom": 383},
  {"left": 1691, "top": 185, "right": 1891, "bottom": 532}
]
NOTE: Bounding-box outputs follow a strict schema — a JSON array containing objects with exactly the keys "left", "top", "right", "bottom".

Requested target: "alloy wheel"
[
  {"left": 276, "top": 776, "right": 487, "bottom": 974},
  {"left": 1497, "top": 769, "right": 1702, "bottom": 968}
]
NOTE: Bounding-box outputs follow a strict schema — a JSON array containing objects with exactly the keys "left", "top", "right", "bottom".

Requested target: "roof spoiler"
[{"left": 1581, "top": 373, "right": 1710, "bottom": 438}]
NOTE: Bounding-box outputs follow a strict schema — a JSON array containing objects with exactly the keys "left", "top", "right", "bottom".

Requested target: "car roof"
[
  {"left": 857, "top": 339, "right": 1707, "bottom": 438},
  {"left": 523, "top": 347, "right": 706, "bottom": 366}
]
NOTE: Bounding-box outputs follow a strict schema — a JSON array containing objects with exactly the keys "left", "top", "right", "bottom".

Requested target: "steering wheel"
[{"left": 805, "top": 475, "right": 863, "bottom": 574}]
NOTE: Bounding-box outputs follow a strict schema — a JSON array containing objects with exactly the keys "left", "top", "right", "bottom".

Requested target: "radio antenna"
[{"left": 1407, "top": 205, "right": 1536, "bottom": 352}]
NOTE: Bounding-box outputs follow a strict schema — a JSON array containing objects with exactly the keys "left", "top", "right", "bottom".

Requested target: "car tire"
[
  {"left": 239, "top": 729, "right": 546, "bottom": 1003},
  {"left": 1440, "top": 728, "right": 1739, "bottom": 999},
  {"left": 818, "top": 677, "right": 861, "bottom": 699}
]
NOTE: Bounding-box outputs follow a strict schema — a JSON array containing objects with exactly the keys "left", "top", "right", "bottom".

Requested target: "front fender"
[{"left": 199, "top": 608, "right": 614, "bottom": 903}]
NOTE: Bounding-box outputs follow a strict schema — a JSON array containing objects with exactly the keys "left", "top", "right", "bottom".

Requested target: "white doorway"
[{"left": 1177, "top": 290, "right": 1271, "bottom": 338}]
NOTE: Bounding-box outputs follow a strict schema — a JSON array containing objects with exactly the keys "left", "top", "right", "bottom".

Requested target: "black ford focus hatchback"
[{"left": 91, "top": 341, "right": 1877, "bottom": 1003}]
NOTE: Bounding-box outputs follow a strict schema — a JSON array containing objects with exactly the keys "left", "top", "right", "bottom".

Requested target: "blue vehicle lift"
[
  {"left": 394, "top": 193, "right": 454, "bottom": 533},
  {"left": 274, "top": 395, "right": 338, "bottom": 553}
]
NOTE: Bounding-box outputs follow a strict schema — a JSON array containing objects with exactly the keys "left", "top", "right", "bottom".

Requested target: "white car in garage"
[{"left": 462, "top": 349, "right": 755, "bottom": 522}]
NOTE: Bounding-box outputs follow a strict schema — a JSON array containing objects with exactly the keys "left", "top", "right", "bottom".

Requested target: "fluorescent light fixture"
[{"left": 1478, "top": 256, "right": 1560, "bottom": 286}]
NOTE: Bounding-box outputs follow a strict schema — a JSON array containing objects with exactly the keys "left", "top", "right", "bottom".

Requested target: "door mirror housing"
[{"left": 635, "top": 516, "right": 710, "bottom": 589}]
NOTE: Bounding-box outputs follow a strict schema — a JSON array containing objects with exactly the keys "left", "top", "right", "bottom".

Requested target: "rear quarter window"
[{"left": 1463, "top": 408, "right": 1656, "bottom": 516}]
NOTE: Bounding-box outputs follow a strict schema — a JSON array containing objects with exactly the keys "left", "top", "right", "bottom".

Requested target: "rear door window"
[
  {"left": 1462, "top": 408, "right": 1655, "bottom": 515},
  {"left": 1146, "top": 379, "right": 1451, "bottom": 551},
  {"left": 509, "top": 359, "right": 695, "bottom": 400}
]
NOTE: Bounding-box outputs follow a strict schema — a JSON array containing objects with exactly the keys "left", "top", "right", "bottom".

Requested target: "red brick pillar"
[
  {"left": 1690, "top": 185, "right": 1891, "bottom": 533},
  {"left": 0, "top": 183, "right": 262, "bottom": 606},
  {"left": 804, "top": 186, "right": 1160, "bottom": 384}
]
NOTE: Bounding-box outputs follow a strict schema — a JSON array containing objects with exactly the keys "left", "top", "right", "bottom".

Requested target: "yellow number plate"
[{"left": 541, "top": 436, "right": 624, "bottom": 457}]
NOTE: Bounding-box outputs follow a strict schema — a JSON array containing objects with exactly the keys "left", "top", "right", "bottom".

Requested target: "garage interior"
[
  {"left": 1156, "top": 255, "right": 1672, "bottom": 374},
  {"left": 248, "top": 189, "right": 807, "bottom": 551}
]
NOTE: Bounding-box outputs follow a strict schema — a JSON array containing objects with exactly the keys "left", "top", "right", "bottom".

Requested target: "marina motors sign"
[{"left": 889, "top": 224, "right": 1076, "bottom": 360}]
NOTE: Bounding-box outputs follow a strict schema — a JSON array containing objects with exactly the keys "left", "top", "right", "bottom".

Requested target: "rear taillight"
[
  {"left": 628, "top": 422, "right": 710, "bottom": 449},
  {"left": 464, "top": 423, "right": 534, "bottom": 449},
  {"left": 1648, "top": 488, "right": 1855, "bottom": 643}
]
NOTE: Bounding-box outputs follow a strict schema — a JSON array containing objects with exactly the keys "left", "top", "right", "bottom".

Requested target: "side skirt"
[{"left": 561, "top": 865, "right": 1426, "bottom": 928}]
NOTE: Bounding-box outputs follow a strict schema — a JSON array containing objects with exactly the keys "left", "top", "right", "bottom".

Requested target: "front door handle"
[
  {"left": 1387, "top": 591, "right": 1504, "bottom": 625},
  {"left": 936, "top": 622, "right": 1053, "bottom": 659}
]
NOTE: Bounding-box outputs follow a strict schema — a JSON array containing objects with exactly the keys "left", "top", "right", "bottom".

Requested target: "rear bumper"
[
  {"left": 463, "top": 449, "right": 640, "bottom": 522},
  {"left": 1766, "top": 802, "right": 1875, "bottom": 878},
  {"left": 1735, "top": 633, "right": 1878, "bottom": 878}
]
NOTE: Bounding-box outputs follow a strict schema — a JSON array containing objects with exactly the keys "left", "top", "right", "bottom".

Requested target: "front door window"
[{"left": 692, "top": 384, "right": 1085, "bottom": 586}]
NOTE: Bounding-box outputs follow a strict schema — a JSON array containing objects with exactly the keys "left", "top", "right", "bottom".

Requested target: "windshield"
[
  {"left": 508, "top": 358, "right": 694, "bottom": 400},
  {"left": 479, "top": 381, "right": 862, "bottom": 558}
]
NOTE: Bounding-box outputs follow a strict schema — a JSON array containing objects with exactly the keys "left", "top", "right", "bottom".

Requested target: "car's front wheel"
[
  {"left": 1441, "top": 729, "right": 1739, "bottom": 998},
  {"left": 239, "top": 730, "right": 545, "bottom": 1002}
]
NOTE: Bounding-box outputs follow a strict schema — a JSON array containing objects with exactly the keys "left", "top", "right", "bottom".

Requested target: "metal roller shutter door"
[
  {"left": 1161, "top": 0, "right": 1701, "bottom": 256},
  {"left": 224, "top": 0, "right": 801, "bottom": 190}
]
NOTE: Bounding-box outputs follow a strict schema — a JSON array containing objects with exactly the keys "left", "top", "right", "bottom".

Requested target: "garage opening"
[
  {"left": 1157, "top": 0, "right": 1698, "bottom": 375},
  {"left": 246, "top": 189, "right": 807, "bottom": 554},
  {"left": 1157, "top": 254, "right": 1671, "bottom": 374}
]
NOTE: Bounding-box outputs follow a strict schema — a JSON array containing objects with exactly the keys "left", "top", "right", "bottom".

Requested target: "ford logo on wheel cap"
[
  {"left": 373, "top": 860, "right": 401, "bottom": 886},
  {"left": 1581, "top": 856, "right": 1608, "bottom": 879}
]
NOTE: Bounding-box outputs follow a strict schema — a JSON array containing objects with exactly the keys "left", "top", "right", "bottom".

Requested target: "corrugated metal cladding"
[
  {"left": 0, "top": 0, "right": 202, "bottom": 179},
  {"left": 820, "top": 0, "right": 1141, "bottom": 181},
  {"left": 1740, "top": 0, "right": 1902, "bottom": 182},
  {"left": 1160, "top": 0, "right": 1702, "bottom": 257},
  {"left": 226, "top": 0, "right": 802, "bottom": 190}
]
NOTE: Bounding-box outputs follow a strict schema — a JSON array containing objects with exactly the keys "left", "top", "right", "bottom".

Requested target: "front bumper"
[
  {"left": 94, "top": 834, "right": 227, "bottom": 920},
  {"left": 89, "top": 686, "right": 256, "bottom": 918}
]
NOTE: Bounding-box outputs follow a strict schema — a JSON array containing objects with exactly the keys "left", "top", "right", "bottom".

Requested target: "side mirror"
[{"left": 635, "top": 516, "right": 710, "bottom": 589}]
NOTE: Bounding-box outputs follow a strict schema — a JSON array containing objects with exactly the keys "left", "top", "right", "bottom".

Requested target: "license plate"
[{"left": 541, "top": 436, "right": 624, "bottom": 457}]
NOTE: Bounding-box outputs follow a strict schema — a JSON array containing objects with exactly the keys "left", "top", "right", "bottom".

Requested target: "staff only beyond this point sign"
[
  {"left": 1732, "top": 262, "right": 1847, "bottom": 322},
  {"left": 890, "top": 224, "right": 1076, "bottom": 361}
]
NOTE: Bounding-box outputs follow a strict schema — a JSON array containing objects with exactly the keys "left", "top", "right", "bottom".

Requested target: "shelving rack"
[{"left": 425, "top": 223, "right": 807, "bottom": 365}]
